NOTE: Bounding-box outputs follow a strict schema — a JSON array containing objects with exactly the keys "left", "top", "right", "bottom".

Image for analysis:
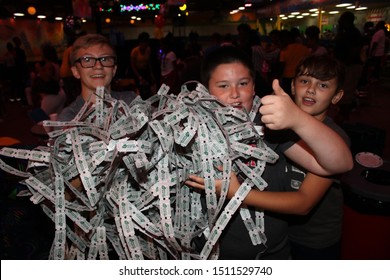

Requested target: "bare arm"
[
  {"left": 260, "top": 79, "right": 353, "bottom": 176},
  {"left": 186, "top": 172, "right": 333, "bottom": 215}
]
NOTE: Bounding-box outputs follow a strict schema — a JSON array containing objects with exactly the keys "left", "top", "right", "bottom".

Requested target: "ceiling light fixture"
[{"left": 336, "top": 3, "right": 352, "bottom": 8}]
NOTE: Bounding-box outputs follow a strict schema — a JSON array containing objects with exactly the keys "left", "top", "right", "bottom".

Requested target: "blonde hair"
[{"left": 70, "top": 34, "right": 115, "bottom": 65}]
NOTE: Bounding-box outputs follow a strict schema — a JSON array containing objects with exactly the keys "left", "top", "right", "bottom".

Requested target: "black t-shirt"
[
  {"left": 217, "top": 133, "right": 293, "bottom": 260},
  {"left": 194, "top": 122, "right": 296, "bottom": 259}
]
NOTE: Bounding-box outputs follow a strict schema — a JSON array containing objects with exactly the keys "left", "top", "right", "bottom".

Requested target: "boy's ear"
[
  {"left": 71, "top": 66, "right": 81, "bottom": 79},
  {"left": 331, "top": 89, "right": 344, "bottom": 104},
  {"left": 291, "top": 80, "right": 296, "bottom": 96}
]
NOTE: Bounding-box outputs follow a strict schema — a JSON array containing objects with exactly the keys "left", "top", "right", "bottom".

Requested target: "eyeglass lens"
[{"left": 78, "top": 56, "right": 116, "bottom": 67}]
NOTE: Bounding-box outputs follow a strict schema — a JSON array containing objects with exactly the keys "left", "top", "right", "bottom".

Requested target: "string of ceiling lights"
[
  {"left": 10, "top": 2, "right": 186, "bottom": 24},
  {"left": 8, "top": 1, "right": 379, "bottom": 25},
  {"left": 279, "top": 2, "right": 368, "bottom": 21},
  {"left": 12, "top": 5, "right": 64, "bottom": 21}
]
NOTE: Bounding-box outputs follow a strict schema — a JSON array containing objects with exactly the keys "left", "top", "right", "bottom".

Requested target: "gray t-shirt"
[
  {"left": 58, "top": 90, "right": 138, "bottom": 121},
  {"left": 286, "top": 116, "right": 350, "bottom": 249}
]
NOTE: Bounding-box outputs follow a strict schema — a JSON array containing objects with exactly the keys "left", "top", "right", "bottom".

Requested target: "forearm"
[
  {"left": 289, "top": 110, "right": 353, "bottom": 175},
  {"left": 186, "top": 177, "right": 310, "bottom": 214},
  {"left": 241, "top": 173, "right": 332, "bottom": 215},
  {"left": 186, "top": 172, "right": 333, "bottom": 215},
  {"left": 242, "top": 190, "right": 313, "bottom": 214}
]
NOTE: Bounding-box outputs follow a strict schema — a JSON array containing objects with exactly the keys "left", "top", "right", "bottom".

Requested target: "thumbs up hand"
[{"left": 259, "top": 79, "right": 301, "bottom": 130}]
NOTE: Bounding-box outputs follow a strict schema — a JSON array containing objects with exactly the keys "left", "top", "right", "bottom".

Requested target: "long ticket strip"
[{"left": 0, "top": 83, "right": 278, "bottom": 259}]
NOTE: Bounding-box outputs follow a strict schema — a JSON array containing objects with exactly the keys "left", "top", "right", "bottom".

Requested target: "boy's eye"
[
  {"left": 217, "top": 84, "right": 228, "bottom": 89},
  {"left": 319, "top": 83, "right": 328, "bottom": 89}
]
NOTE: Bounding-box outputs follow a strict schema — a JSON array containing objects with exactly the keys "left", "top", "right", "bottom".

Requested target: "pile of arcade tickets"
[{"left": 0, "top": 83, "right": 278, "bottom": 260}]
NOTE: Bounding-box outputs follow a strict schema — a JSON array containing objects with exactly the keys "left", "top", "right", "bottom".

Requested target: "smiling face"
[
  {"left": 208, "top": 62, "right": 255, "bottom": 112},
  {"left": 71, "top": 43, "right": 117, "bottom": 102},
  {"left": 292, "top": 73, "right": 343, "bottom": 121}
]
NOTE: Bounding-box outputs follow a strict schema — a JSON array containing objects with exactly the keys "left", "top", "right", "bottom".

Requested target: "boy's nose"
[
  {"left": 230, "top": 87, "right": 240, "bottom": 99},
  {"left": 306, "top": 84, "right": 315, "bottom": 94}
]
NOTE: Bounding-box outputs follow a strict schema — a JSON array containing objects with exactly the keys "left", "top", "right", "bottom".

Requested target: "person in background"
[
  {"left": 236, "top": 23, "right": 255, "bottom": 57},
  {"left": 186, "top": 46, "right": 353, "bottom": 259},
  {"left": 58, "top": 34, "right": 137, "bottom": 122},
  {"left": 12, "top": 36, "right": 28, "bottom": 104},
  {"left": 368, "top": 20, "right": 387, "bottom": 83},
  {"left": 179, "top": 32, "right": 203, "bottom": 90},
  {"left": 251, "top": 35, "right": 278, "bottom": 97},
  {"left": 286, "top": 55, "right": 349, "bottom": 260},
  {"left": 291, "top": 27, "right": 304, "bottom": 44},
  {"left": 159, "top": 34, "right": 178, "bottom": 93},
  {"left": 333, "top": 11, "right": 363, "bottom": 124},
  {"left": 130, "top": 32, "right": 156, "bottom": 100},
  {"left": 357, "top": 21, "right": 375, "bottom": 93},
  {"left": 184, "top": 31, "right": 203, "bottom": 59},
  {"left": 204, "top": 32, "right": 222, "bottom": 57},
  {"left": 29, "top": 43, "right": 65, "bottom": 122},
  {"left": 278, "top": 30, "right": 311, "bottom": 97},
  {"left": 60, "top": 34, "right": 82, "bottom": 106},
  {"left": 220, "top": 33, "right": 234, "bottom": 47},
  {"left": 305, "top": 26, "right": 328, "bottom": 56},
  {"left": 267, "top": 29, "right": 282, "bottom": 83},
  {"left": 3, "top": 42, "right": 17, "bottom": 102}
]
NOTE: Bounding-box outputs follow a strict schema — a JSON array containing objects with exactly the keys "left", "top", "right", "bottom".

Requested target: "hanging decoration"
[{"left": 120, "top": 3, "right": 161, "bottom": 13}]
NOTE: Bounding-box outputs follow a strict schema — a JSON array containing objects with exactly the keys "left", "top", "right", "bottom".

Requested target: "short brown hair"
[
  {"left": 70, "top": 34, "right": 116, "bottom": 65},
  {"left": 295, "top": 55, "right": 346, "bottom": 92}
]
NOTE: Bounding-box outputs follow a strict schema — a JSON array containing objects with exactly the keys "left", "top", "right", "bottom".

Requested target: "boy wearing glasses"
[{"left": 58, "top": 34, "right": 137, "bottom": 121}]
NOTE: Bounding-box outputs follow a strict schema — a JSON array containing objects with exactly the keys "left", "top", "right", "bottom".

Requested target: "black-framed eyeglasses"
[{"left": 74, "top": 56, "right": 116, "bottom": 68}]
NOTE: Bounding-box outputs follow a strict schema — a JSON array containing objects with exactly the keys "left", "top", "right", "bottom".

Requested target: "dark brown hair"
[{"left": 295, "top": 55, "right": 346, "bottom": 92}]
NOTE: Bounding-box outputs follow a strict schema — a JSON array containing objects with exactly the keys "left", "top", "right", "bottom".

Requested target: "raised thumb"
[{"left": 272, "top": 79, "right": 286, "bottom": 96}]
